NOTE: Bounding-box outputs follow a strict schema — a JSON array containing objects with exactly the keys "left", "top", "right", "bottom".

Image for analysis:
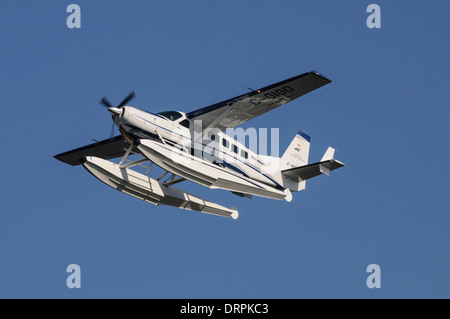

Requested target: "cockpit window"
[
  {"left": 179, "top": 119, "right": 190, "bottom": 129},
  {"left": 156, "top": 111, "right": 183, "bottom": 121}
]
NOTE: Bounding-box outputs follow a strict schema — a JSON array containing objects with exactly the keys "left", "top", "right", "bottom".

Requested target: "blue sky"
[{"left": 0, "top": 1, "right": 449, "bottom": 298}]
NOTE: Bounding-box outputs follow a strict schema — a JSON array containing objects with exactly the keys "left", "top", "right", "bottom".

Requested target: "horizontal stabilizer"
[{"left": 282, "top": 159, "right": 345, "bottom": 182}]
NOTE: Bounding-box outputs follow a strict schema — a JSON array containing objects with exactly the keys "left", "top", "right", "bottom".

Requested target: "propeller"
[
  {"left": 98, "top": 91, "right": 136, "bottom": 139},
  {"left": 99, "top": 90, "right": 135, "bottom": 116}
]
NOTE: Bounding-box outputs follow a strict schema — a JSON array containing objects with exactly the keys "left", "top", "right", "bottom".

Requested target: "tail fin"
[{"left": 281, "top": 130, "right": 311, "bottom": 170}]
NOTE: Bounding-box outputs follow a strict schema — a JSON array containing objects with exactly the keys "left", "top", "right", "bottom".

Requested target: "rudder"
[{"left": 281, "top": 130, "right": 310, "bottom": 170}]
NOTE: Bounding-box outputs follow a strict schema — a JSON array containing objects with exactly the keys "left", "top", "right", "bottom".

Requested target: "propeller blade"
[
  {"left": 99, "top": 95, "right": 113, "bottom": 108},
  {"left": 109, "top": 122, "right": 116, "bottom": 140},
  {"left": 118, "top": 90, "right": 135, "bottom": 108}
]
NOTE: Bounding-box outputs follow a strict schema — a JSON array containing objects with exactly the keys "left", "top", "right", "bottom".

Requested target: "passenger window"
[
  {"left": 179, "top": 119, "right": 190, "bottom": 129},
  {"left": 222, "top": 138, "right": 229, "bottom": 148},
  {"left": 241, "top": 150, "right": 248, "bottom": 159},
  {"left": 210, "top": 134, "right": 216, "bottom": 141},
  {"left": 233, "top": 145, "right": 239, "bottom": 154}
]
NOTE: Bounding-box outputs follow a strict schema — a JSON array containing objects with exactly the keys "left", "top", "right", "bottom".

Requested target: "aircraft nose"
[{"left": 107, "top": 107, "right": 122, "bottom": 116}]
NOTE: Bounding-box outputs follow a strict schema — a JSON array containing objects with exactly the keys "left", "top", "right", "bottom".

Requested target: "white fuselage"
[{"left": 113, "top": 106, "right": 284, "bottom": 189}]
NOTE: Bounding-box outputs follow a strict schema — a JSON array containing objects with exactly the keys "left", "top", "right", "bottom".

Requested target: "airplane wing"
[
  {"left": 186, "top": 71, "right": 331, "bottom": 132},
  {"left": 54, "top": 135, "right": 139, "bottom": 166}
]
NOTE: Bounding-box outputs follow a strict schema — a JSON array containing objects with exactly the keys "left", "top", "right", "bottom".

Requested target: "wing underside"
[
  {"left": 54, "top": 135, "right": 139, "bottom": 166},
  {"left": 186, "top": 71, "right": 331, "bottom": 132}
]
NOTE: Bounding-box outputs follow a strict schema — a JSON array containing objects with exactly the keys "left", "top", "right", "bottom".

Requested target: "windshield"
[{"left": 156, "top": 111, "right": 183, "bottom": 121}]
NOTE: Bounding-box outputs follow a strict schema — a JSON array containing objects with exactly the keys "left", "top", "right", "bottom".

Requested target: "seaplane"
[{"left": 54, "top": 71, "right": 345, "bottom": 219}]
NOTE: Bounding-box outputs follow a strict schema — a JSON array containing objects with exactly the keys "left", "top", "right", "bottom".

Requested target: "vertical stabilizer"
[{"left": 281, "top": 130, "right": 310, "bottom": 170}]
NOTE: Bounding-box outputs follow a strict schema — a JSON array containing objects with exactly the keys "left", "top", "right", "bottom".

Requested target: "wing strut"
[
  {"left": 163, "top": 176, "right": 186, "bottom": 187},
  {"left": 156, "top": 170, "right": 169, "bottom": 181},
  {"left": 115, "top": 143, "right": 154, "bottom": 173},
  {"left": 118, "top": 144, "right": 134, "bottom": 167}
]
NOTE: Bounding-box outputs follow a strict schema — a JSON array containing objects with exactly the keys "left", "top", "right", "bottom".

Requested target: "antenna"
[{"left": 244, "top": 87, "right": 261, "bottom": 94}]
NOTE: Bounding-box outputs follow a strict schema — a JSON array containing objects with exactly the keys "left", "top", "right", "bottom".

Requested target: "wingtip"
[{"left": 310, "top": 70, "right": 332, "bottom": 82}]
